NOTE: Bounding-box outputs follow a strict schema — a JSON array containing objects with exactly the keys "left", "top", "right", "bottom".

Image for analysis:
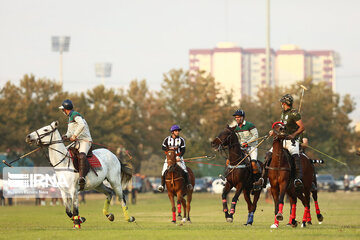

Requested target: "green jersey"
[
  {"left": 280, "top": 108, "right": 301, "bottom": 136},
  {"left": 234, "top": 121, "right": 258, "bottom": 147}
]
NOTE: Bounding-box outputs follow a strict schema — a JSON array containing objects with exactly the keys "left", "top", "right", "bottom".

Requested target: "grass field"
[{"left": 0, "top": 191, "right": 359, "bottom": 240}]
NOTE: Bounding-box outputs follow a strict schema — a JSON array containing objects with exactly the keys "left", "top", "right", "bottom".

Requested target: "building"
[
  {"left": 189, "top": 42, "right": 275, "bottom": 101},
  {"left": 189, "top": 43, "right": 340, "bottom": 99},
  {"left": 275, "top": 44, "right": 340, "bottom": 90}
]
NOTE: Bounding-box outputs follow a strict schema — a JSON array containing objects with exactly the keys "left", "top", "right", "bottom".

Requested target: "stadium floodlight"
[
  {"left": 51, "top": 36, "right": 71, "bottom": 86},
  {"left": 95, "top": 63, "right": 112, "bottom": 85}
]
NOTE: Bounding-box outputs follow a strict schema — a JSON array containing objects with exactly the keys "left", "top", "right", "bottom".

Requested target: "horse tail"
[{"left": 119, "top": 158, "right": 133, "bottom": 185}]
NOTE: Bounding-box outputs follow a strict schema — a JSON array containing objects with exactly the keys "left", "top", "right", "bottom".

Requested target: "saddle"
[{"left": 69, "top": 146, "right": 101, "bottom": 176}]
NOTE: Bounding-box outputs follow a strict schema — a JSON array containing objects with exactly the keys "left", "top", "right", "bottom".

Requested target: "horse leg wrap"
[
  {"left": 302, "top": 207, "right": 310, "bottom": 222},
  {"left": 122, "top": 205, "right": 130, "bottom": 221},
  {"left": 177, "top": 203, "right": 181, "bottom": 214},
  {"left": 290, "top": 204, "right": 296, "bottom": 221},
  {"left": 315, "top": 201, "right": 321, "bottom": 215},
  {"left": 103, "top": 199, "right": 110, "bottom": 216},
  {"left": 73, "top": 216, "right": 81, "bottom": 229},
  {"left": 278, "top": 203, "right": 284, "bottom": 214},
  {"left": 230, "top": 202, "right": 236, "bottom": 214},
  {"left": 274, "top": 216, "right": 279, "bottom": 226},
  {"left": 247, "top": 212, "right": 254, "bottom": 224},
  {"left": 172, "top": 212, "right": 176, "bottom": 222},
  {"left": 222, "top": 199, "right": 228, "bottom": 212}
]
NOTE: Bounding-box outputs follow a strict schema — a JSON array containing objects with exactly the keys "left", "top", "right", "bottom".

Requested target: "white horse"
[{"left": 25, "top": 121, "right": 135, "bottom": 228}]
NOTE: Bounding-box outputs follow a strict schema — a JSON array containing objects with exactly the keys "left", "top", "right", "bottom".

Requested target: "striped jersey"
[{"left": 162, "top": 136, "right": 186, "bottom": 157}]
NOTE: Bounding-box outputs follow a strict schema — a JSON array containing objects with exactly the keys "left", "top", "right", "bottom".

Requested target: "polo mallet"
[
  {"left": 299, "top": 85, "right": 308, "bottom": 113},
  {"left": 2, "top": 147, "right": 41, "bottom": 167},
  {"left": 183, "top": 155, "right": 216, "bottom": 161}
]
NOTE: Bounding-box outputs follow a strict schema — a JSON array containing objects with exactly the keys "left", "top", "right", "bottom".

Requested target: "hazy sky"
[{"left": 1, "top": 0, "right": 359, "bottom": 121}]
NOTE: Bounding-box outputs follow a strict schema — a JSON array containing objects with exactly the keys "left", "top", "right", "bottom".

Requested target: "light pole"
[
  {"left": 95, "top": 63, "right": 112, "bottom": 85},
  {"left": 51, "top": 36, "right": 70, "bottom": 86},
  {"left": 265, "top": 0, "right": 271, "bottom": 86}
]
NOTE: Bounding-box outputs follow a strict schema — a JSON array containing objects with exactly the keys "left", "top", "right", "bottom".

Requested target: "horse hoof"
[
  {"left": 73, "top": 224, "right": 81, "bottom": 229},
  {"left": 177, "top": 215, "right": 182, "bottom": 221},
  {"left": 301, "top": 222, "right": 306, "bottom": 228},
  {"left": 171, "top": 220, "right": 176, "bottom": 224},
  {"left": 226, "top": 218, "right": 233, "bottom": 223},
  {"left": 187, "top": 219, "right": 192, "bottom": 223},
  {"left": 106, "top": 213, "right": 114, "bottom": 222},
  {"left": 270, "top": 224, "right": 278, "bottom": 229},
  {"left": 276, "top": 213, "right": 283, "bottom": 221},
  {"left": 317, "top": 214, "right": 324, "bottom": 222},
  {"left": 318, "top": 221, "right": 323, "bottom": 225},
  {"left": 181, "top": 218, "right": 186, "bottom": 223},
  {"left": 80, "top": 217, "right": 86, "bottom": 223},
  {"left": 128, "top": 216, "right": 135, "bottom": 222},
  {"left": 307, "top": 221, "right": 312, "bottom": 225}
]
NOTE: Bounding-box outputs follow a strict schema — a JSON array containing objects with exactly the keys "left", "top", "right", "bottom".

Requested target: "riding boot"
[
  {"left": 293, "top": 154, "right": 304, "bottom": 190},
  {"left": 184, "top": 172, "right": 193, "bottom": 191},
  {"left": 253, "top": 152, "right": 272, "bottom": 188},
  {"left": 78, "top": 153, "right": 87, "bottom": 191}
]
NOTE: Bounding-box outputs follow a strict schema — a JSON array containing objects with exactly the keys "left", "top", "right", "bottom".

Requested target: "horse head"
[
  {"left": 272, "top": 121, "right": 287, "bottom": 140},
  {"left": 166, "top": 147, "right": 178, "bottom": 172},
  {"left": 25, "top": 121, "right": 61, "bottom": 146},
  {"left": 211, "top": 125, "right": 237, "bottom": 151}
]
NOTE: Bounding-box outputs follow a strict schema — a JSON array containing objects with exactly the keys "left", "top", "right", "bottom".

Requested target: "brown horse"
[
  {"left": 268, "top": 122, "right": 314, "bottom": 228},
  {"left": 211, "top": 126, "right": 262, "bottom": 225},
  {"left": 165, "top": 148, "right": 195, "bottom": 224}
]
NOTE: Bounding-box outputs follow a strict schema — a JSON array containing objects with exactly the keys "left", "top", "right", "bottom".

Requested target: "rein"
[{"left": 35, "top": 126, "right": 76, "bottom": 170}]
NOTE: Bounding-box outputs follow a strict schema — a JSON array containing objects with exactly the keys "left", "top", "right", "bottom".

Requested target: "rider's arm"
[
  {"left": 248, "top": 127, "right": 259, "bottom": 143},
  {"left": 162, "top": 137, "right": 168, "bottom": 151},
  {"left": 72, "top": 116, "right": 85, "bottom": 138},
  {"left": 179, "top": 138, "right": 186, "bottom": 157},
  {"left": 290, "top": 119, "right": 305, "bottom": 139}
]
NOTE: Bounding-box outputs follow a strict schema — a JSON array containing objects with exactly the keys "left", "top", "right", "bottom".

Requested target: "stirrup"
[
  {"left": 294, "top": 179, "right": 303, "bottom": 189},
  {"left": 253, "top": 177, "right": 264, "bottom": 187},
  {"left": 158, "top": 185, "right": 164, "bottom": 192}
]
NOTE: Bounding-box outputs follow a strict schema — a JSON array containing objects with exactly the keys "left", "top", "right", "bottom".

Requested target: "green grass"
[{"left": 0, "top": 191, "right": 359, "bottom": 240}]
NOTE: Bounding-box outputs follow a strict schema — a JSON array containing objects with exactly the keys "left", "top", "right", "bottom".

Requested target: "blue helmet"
[
  {"left": 232, "top": 109, "right": 245, "bottom": 117},
  {"left": 59, "top": 99, "right": 73, "bottom": 110},
  {"left": 170, "top": 125, "right": 182, "bottom": 132}
]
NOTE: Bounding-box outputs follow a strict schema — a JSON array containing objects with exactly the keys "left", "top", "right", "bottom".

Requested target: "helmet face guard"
[
  {"left": 232, "top": 109, "right": 245, "bottom": 117},
  {"left": 170, "top": 125, "right": 181, "bottom": 132}
]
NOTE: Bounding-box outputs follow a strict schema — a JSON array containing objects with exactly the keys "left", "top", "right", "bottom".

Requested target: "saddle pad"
[{"left": 87, "top": 154, "right": 102, "bottom": 168}]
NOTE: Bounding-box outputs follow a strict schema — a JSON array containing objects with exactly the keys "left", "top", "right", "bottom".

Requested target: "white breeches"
[
  {"left": 161, "top": 158, "right": 187, "bottom": 175},
  {"left": 74, "top": 140, "right": 91, "bottom": 154},
  {"left": 269, "top": 139, "right": 299, "bottom": 155},
  {"left": 248, "top": 147, "right": 258, "bottom": 161}
]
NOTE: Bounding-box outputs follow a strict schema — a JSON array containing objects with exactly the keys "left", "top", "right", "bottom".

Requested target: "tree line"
[{"left": 0, "top": 71, "right": 359, "bottom": 177}]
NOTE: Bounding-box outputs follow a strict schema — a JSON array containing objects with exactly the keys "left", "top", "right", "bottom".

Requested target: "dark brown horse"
[
  {"left": 211, "top": 126, "right": 262, "bottom": 225},
  {"left": 268, "top": 122, "right": 314, "bottom": 228},
  {"left": 165, "top": 148, "right": 195, "bottom": 224}
]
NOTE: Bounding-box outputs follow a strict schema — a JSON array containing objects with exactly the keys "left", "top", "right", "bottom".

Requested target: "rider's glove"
[
  {"left": 70, "top": 135, "right": 77, "bottom": 141},
  {"left": 62, "top": 135, "right": 68, "bottom": 141}
]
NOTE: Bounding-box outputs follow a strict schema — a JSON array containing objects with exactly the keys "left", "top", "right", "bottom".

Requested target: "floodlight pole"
[{"left": 51, "top": 36, "right": 70, "bottom": 86}]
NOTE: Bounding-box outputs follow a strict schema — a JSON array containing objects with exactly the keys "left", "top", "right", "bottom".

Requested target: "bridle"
[
  {"left": 214, "top": 128, "right": 244, "bottom": 164},
  {"left": 34, "top": 125, "right": 74, "bottom": 168}
]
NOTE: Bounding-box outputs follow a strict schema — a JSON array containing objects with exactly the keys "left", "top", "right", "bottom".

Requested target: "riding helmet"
[
  {"left": 232, "top": 109, "right": 245, "bottom": 117},
  {"left": 170, "top": 125, "right": 182, "bottom": 132},
  {"left": 59, "top": 99, "right": 74, "bottom": 110},
  {"left": 280, "top": 94, "right": 293, "bottom": 106}
]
